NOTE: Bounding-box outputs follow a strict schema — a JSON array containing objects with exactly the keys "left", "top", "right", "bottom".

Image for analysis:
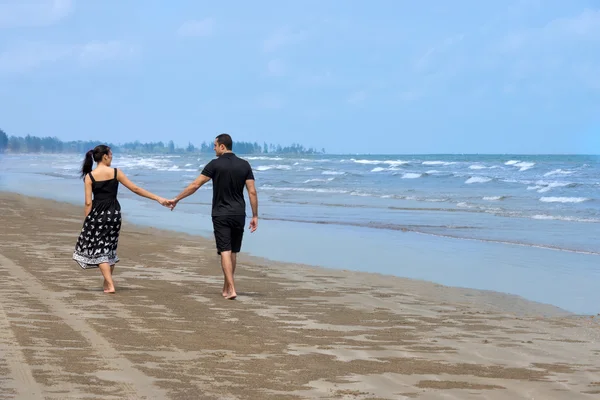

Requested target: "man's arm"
[
  {"left": 170, "top": 174, "right": 211, "bottom": 210},
  {"left": 246, "top": 179, "right": 258, "bottom": 232}
]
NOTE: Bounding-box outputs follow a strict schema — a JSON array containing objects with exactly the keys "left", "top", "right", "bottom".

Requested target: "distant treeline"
[{"left": 0, "top": 129, "right": 325, "bottom": 155}]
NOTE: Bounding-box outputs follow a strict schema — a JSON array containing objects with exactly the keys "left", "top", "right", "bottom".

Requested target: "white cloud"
[
  {"left": 177, "top": 18, "right": 214, "bottom": 37},
  {"left": 78, "top": 41, "right": 137, "bottom": 66},
  {"left": 398, "top": 90, "right": 424, "bottom": 102},
  {"left": 0, "top": 42, "right": 72, "bottom": 73},
  {"left": 263, "top": 28, "right": 307, "bottom": 52},
  {"left": 0, "top": 0, "right": 73, "bottom": 28},
  {"left": 347, "top": 91, "right": 367, "bottom": 105},
  {"left": 0, "top": 40, "right": 137, "bottom": 74},
  {"left": 414, "top": 33, "right": 465, "bottom": 73},
  {"left": 546, "top": 8, "right": 600, "bottom": 39},
  {"left": 493, "top": 8, "right": 600, "bottom": 91},
  {"left": 499, "top": 8, "right": 600, "bottom": 53},
  {"left": 267, "top": 59, "right": 285, "bottom": 76},
  {"left": 256, "top": 93, "right": 284, "bottom": 109}
]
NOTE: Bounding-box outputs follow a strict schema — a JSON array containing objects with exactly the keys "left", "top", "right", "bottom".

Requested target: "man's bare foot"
[{"left": 226, "top": 292, "right": 237, "bottom": 300}]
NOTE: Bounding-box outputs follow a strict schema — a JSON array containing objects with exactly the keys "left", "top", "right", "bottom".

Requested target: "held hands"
[
  {"left": 167, "top": 199, "right": 179, "bottom": 211},
  {"left": 157, "top": 197, "right": 178, "bottom": 210},
  {"left": 157, "top": 197, "right": 257, "bottom": 232}
]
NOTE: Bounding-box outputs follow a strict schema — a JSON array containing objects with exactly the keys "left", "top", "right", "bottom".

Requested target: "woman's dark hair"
[{"left": 80, "top": 145, "right": 111, "bottom": 179}]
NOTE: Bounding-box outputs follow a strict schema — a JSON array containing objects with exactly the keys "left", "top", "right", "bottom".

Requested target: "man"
[{"left": 169, "top": 133, "right": 258, "bottom": 300}]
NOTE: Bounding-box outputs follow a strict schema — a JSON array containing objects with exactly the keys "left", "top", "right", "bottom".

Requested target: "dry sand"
[{"left": 0, "top": 191, "right": 599, "bottom": 400}]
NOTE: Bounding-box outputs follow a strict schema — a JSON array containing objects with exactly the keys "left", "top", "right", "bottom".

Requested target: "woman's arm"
[
  {"left": 117, "top": 169, "right": 169, "bottom": 205},
  {"left": 84, "top": 175, "right": 93, "bottom": 217}
]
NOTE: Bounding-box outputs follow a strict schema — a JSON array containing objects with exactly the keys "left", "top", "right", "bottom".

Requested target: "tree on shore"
[
  {"left": 0, "top": 128, "right": 7, "bottom": 152},
  {"left": 0, "top": 129, "right": 325, "bottom": 155}
]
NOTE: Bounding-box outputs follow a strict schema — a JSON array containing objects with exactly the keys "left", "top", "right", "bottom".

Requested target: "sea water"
[{"left": 1, "top": 153, "right": 598, "bottom": 314}]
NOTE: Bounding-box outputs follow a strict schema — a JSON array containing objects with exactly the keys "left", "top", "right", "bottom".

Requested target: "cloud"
[
  {"left": 0, "top": 40, "right": 137, "bottom": 73},
  {"left": 0, "top": 0, "right": 73, "bottom": 28},
  {"left": 78, "top": 41, "right": 137, "bottom": 66},
  {"left": 414, "top": 33, "right": 465, "bottom": 73},
  {"left": 498, "top": 8, "right": 600, "bottom": 53},
  {"left": 493, "top": 8, "right": 600, "bottom": 91},
  {"left": 267, "top": 59, "right": 285, "bottom": 76},
  {"left": 256, "top": 93, "right": 284, "bottom": 109},
  {"left": 546, "top": 8, "right": 600, "bottom": 40},
  {"left": 263, "top": 28, "right": 307, "bottom": 52},
  {"left": 0, "top": 42, "right": 71, "bottom": 73},
  {"left": 177, "top": 18, "right": 214, "bottom": 37},
  {"left": 347, "top": 91, "right": 367, "bottom": 105}
]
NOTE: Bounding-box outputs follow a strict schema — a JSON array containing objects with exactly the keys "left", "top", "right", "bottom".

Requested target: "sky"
[{"left": 0, "top": 0, "right": 599, "bottom": 154}]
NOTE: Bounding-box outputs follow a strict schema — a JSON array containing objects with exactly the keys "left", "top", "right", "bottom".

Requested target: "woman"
[{"left": 72, "top": 145, "right": 169, "bottom": 293}]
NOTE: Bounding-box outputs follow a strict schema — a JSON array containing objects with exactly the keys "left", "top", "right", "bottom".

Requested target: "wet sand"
[{"left": 1, "top": 191, "right": 599, "bottom": 399}]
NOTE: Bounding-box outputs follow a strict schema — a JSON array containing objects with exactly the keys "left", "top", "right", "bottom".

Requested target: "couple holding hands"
[{"left": 72, "top": 133, "right": 258, "bottom": 299}]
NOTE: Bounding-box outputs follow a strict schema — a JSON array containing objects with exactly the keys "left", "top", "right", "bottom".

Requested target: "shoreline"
[
  {"left": 1, "top": 191, "right": 600, "bottom": 399},
  {"left": 0, "top": 190, "right": 574, "bottom": 317},
  {"left": 2, "top": 153, "right": 600, "bottom": 315}
]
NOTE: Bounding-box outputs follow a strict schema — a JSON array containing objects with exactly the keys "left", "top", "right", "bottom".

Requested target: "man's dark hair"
[{"left": 215, "top": 133, "right": 233, "bottom": 150}]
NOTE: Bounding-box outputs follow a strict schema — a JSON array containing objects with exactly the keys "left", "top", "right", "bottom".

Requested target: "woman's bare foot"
[
  {"left": 103, "top": 287, "right": 115, "bottom": 294},
  {"left": 103, "top": 279, "right": 109, "bottom": 291}
]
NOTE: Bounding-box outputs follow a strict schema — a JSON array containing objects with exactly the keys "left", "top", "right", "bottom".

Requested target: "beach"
[{"left": 1, "top": 191, "right": 599, "bottom": 399}]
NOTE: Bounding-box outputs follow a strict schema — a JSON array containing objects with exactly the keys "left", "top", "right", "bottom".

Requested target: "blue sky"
[{"left": 0, "top": 0, "right": 598, "bottom": 154}]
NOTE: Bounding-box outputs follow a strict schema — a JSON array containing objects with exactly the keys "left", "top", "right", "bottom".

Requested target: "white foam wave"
[
  {"left": 505, "top": 160, "right": 535, "bottom": 171},
  {"left": 303, "top": 178, "right": 335, "bottom": 183},
  {"left": 465, "top": 177, "right": 492, "bottom": 184},
  {"left": 538, "top": 182, "right": 572, "bottom": 193},
  {"left": 351, "top": 159, "right": 410, "bottom": 166},
  {"left": 246, "top": 156, "right": 284, "bottom": 161},
  {"left": 469, "top": 164, "right": 498, "bottom": 170},
  {"left": 422, "top": 161, "right": 456, "bottom": 166},
  {"left": 401, "top": 173, "right": 422, "bottom": 179},
  {"left": 483, "top": 196, "right": 505, "bottom": 201},
  {"left": 544, "top": 169, "right": 574, "bottom": 177},
  {"left": 539, "top": 197, "right": 590, "bottom": 203},
  {"left": 527, "top": 185, "right": 543, "bottom": 191},
  {"left": 371, "top": 167, "right": 386, "bottom": 172},
  {"left": 260, "top": 185, "right": 349, "bottom": 194},
  {"left": 534, "top": 181, "right": 573, "bottom": 193},
  {"left": 531, "top": 214, "right": 599, "bottom": 223},
  {"left": 322, "top": 170, "right": 345, "bottom": 175},
  {"left": 256, "top": 165, "right": 292, "bottom": 171},
  {"left": 517, "top": 162, "right": 535, "bottom": 171}
]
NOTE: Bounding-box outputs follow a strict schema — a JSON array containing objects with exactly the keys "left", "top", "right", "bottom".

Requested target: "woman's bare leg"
[
  {"left": 104, "top": 264, "right": 115, "bottom": 291},
  {"left": 99, "top": 263, "right": 115, "bottom": 293}
]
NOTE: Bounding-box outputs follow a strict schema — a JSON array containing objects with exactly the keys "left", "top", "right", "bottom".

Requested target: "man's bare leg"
[
  {"left": 222, "top": 252, "right": 238, "bottom": 297},
  {"left": 99, "top": 263, "right": 115, "bottom": 293},
  {"left": 220, "top": 251, "right": 236, "bottom": 299}
]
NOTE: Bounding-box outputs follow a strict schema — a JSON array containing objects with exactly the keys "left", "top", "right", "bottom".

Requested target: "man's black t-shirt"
[{"left": 201, "top": 152, "right": 255, "bottom": 217}]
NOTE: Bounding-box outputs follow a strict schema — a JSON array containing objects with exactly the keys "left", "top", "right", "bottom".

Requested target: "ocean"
[{"left": 1, "top": 152, "right": 599, "bottom": 314}]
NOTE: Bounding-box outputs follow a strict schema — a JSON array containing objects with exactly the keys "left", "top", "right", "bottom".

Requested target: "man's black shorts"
[{"left": 212, "top": 215, "right": 246, "bottom": 255}]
